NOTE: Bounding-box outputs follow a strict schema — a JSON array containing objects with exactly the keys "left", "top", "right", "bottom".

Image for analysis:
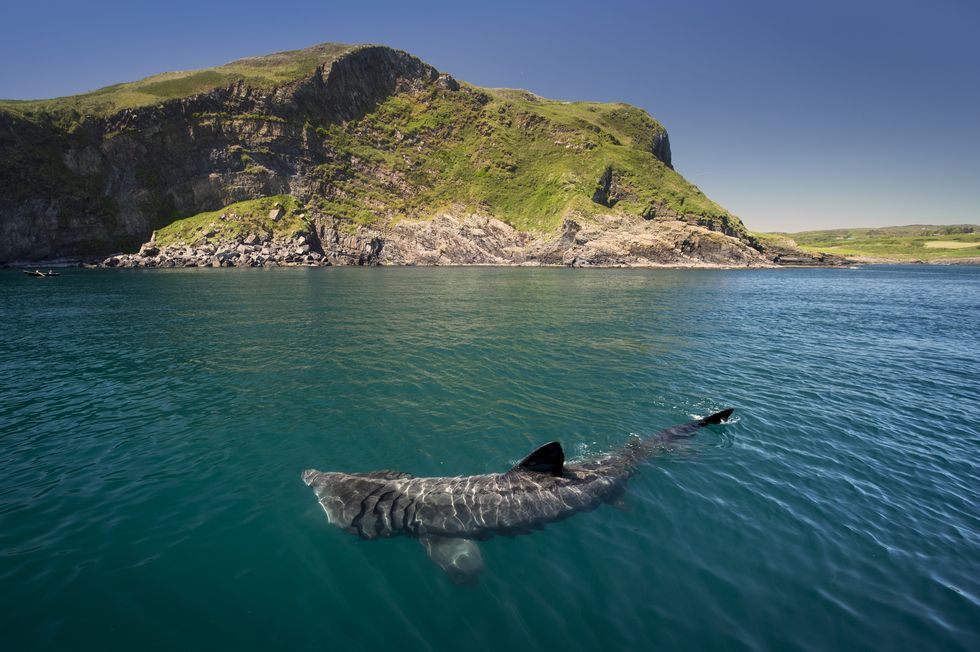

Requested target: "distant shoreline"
[
  {"left": 4, "top": 256, "right": 978, "bottom": 270},
  {"left": 759, "top": 224, "right": 979, "bottom": 265},
  {"left": 840, "top": 255, "right": 980, "bottom": 266}
]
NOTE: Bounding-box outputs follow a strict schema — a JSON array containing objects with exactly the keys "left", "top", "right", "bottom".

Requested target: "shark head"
[
  {"left": 302, "top": 470, "right": 356, "bottom": 527},
  {"left": 303, "top": 468, "right": 418, "bottom": 534}
]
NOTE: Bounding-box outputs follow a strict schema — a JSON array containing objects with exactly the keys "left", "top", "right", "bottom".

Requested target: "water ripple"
[{"left": 1, "top": 266, "right": 979, "bottom": 651}]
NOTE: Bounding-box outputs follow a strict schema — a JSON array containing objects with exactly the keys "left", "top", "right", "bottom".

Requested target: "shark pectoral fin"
[
  {"left": 420, "top": 536, "right": 485, "bottom": 586},
  {"left": 609, "top": 495, "right": 632, "bottom": 512}
]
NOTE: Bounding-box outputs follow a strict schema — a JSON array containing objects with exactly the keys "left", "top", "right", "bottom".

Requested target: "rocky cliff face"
[
  {"left": 1, "top": 46, "right": 446, "bottom": 261},
  {"left": 0, "top": 43, "right": 802, "bottom": 267}
]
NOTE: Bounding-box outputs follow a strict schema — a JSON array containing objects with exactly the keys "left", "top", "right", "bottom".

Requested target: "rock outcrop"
[
  {"left": 102, "top": 207, "right": 773, "bottom": 269},
  {"left": 1, "top": 45, "right": 445, "bottom": 262},
  {"left": 0, "top": 42, "right": 825, "bottom": 267}
]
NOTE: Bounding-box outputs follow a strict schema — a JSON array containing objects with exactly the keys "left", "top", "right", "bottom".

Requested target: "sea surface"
[{"left": 1, "top": 265, "right": 978, "bottom": 651}]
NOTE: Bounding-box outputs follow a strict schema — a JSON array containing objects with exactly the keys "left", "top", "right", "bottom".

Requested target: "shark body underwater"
[{"left": 302, "top": 408, "right": 734, "bottom": 584}]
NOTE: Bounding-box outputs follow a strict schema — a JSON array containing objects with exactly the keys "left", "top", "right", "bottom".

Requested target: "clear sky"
[{"left": 2, "top": 0, "right": 977, "bottom": 232}]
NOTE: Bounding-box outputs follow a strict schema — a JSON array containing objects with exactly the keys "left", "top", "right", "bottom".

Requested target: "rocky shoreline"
[
  {"left": 3, "top": 203, "right": 859, "bottom": 271},
  {"left": 0, "top": 43, "right": 856, "bottom": 271},
  {"left": 93, "top": 209, "right": 818, "bottom": 269}
]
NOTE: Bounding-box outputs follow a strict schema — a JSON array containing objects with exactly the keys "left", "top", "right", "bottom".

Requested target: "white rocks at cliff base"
[{"left": 101, "top": 211, "right": 790, "bottom": 269}]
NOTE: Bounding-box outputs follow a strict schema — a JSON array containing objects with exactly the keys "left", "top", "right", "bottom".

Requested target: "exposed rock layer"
[
  {"left": 1, "top": 47, "right": 444, "bottom": 262},
  {"left": 103, "top": 209, "right": 783, "bottom": 269},
  {"left": 1, "top": 44, "right": 830, "bottom": 267}
]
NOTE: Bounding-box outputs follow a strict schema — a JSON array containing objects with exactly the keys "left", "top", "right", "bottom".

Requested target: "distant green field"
[{"left": 768, "top": 225, "right": 980, "bottom": 261}]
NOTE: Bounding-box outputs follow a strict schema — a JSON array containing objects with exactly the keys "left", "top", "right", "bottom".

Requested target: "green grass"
[
  {"left": 0, "top": 43, "right": 358, "bottom": 118},
  {"left": 748, "top": 231, "right": 798, "bottom": 248},
  {"left": 1, "top": 41, "right": 749, "bottom": 242},
  {"left": 139, "top": 82, "right": 743, "bottom": 240},
  {"left": 305, "top": 83, "right": 736, "bottom": 233},
  {"left": 154, "top": 195, "right": 307, "bottom": 246},
  {"left": 767, "top": 225, "right": 980, "bottom": 260}
]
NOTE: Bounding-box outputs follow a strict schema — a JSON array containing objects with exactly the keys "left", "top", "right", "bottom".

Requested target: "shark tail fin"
[
  {"left": 653, "top": 408, "right": 735, "bottom": 442},
  {"left": 701, "top": 408, "right": 734, "bottom": 426}
]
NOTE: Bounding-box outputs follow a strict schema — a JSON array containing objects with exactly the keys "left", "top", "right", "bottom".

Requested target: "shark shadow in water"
[{"left": 302, "top": 408, "right": 734, "bottom": 584}]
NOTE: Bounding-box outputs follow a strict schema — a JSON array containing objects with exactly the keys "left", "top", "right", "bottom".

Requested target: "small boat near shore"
[{"left": 23, "top": 269, "right": 61, "bottom": 277}]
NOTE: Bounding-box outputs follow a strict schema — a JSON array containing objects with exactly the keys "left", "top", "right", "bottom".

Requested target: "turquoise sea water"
[{"left": 1, "top": 265, "right": 978, "bottom": 651}]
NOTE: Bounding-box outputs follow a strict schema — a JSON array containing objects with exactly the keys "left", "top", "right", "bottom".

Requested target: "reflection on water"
[{"left": 1, "top": 266, "right": 978, "bottom": 651}]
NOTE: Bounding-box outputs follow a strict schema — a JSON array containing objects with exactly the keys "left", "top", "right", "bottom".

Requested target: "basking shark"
[{"left": 302, "top": 408, "right": 733, "bottom": 584}]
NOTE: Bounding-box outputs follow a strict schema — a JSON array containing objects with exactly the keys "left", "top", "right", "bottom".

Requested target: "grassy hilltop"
[{"left": 0, "top": 43, "right": 358, "bottom": 117}]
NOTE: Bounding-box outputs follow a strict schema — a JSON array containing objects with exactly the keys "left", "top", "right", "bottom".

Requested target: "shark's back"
[
  {"left": 302, "top": 409, "right": 735, "bottom": 584},
  {"left": 302, "top": 461, "right": 629, "bottom": 541}
]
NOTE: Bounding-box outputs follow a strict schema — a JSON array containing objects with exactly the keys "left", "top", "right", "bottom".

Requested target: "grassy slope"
[
  {"left": 769, "top": 225, "right": 980, "bottom": 260},
  {"left": 307, "top": 83, "right": 734, "bottom": 234},
  {"left": 154, "top": 196, "right": 307, "bottom": 246},
  {"left": 1, "top": 42, "right": 744, "bottom": 244}
]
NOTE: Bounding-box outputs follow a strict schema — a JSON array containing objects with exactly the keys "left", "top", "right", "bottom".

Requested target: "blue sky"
[{"left": 2, "top": 0, "right": 977, "bottom": 231}]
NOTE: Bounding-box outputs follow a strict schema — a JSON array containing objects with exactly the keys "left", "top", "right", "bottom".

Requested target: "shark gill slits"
[
  {"left": 350, "top": 484, "right": 387, "bottom": 537},
  {"left": 391, "top": 492, "right": 414, "bottom": 531},
  {"left": 385, "top": 491, "right": 403, "bottom": 534},
  {"left": 373, "top": 490, "right": 398, "bottom": 536},
  {"left": 403, "top": 495, "right": 420, "bottom": 533}
]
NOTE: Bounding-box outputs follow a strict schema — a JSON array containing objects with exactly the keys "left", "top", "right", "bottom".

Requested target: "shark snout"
[{"left": 301, "top": 469, "right": 320, "bottom": 486}]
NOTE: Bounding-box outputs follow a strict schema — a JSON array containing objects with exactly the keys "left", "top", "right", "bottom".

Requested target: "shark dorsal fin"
[{"left": 513, "top": 441, "right": 565, "bottom": 476}]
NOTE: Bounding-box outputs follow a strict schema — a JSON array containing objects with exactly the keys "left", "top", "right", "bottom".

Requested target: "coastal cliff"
[{"left": 0, "top": 43, "right": 819, "bottom": 267}]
